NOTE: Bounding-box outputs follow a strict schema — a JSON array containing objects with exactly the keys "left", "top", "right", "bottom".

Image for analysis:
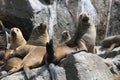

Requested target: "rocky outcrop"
[{"left": 1, "top": 51, "right": 114, "bottom": 80}]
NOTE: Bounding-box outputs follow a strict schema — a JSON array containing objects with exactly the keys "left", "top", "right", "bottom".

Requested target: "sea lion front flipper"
[{"left": 104, "top": 43, "right": 118, "bottom": 58}]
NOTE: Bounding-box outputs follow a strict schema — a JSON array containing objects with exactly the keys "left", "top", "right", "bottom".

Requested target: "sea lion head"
[
  {"left": 61, "top": 31, "right": 71, "bottom": 42},
  {"left": 33, "top": 22, "right": 48, "bottom": 35},
  {"left": 79, "top": 12, "right": 90, "bottom": 22},
  {"left": 10, "top": 27, "right": 22, "bottom": 39},
  {"left": 78, "top": 12, "right": 93, "bottom": 30}
]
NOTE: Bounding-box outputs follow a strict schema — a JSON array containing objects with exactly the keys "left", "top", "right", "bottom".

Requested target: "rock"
[
  {"left": 1, "top": 51, "right": 114, "bottom": 80},
  {"left": 1, "top": 65, "right": 66, "bottom": 80},
  {"left": 60, "top": 52, "right": 114, "bottom": 80}
]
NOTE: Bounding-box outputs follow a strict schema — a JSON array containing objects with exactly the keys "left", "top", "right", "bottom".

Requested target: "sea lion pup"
[
  {"left": 27, "top": 22, "right": 49, "bottom": 46},
  {"left": 66, "top": 12, "right": 97, "bottom": 54},
  {"left": 10, "top": 27, "right": 26, "bottom": 49},
  {"left": 101, "top": 35, "right": 120, "bottom": 58},
  {"left": 59, "top": 31, "right": 71, "bottom": 44},
  {"left": 0, "top": 46, "right": 46, "bottom": 80}
]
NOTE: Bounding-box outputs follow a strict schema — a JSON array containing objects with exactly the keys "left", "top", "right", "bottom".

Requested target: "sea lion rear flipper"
[
  {"left": 46, "top": 39, "right": 58, "bottom": 80},
  {"left": 24, "top": 66, "right": 36, "bottom": 80}
]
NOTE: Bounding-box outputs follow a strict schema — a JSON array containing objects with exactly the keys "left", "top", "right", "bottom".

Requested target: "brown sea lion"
[
  {"left": 0, "top": 22, "right": 50, "bottom": 79},
  {"left": 54, "top": 44, "right": 76, "bottom": 63},
  {"left": 101, "top": 35, "right": 120, "bottom": 58},
  {"left": 8, "top": 22, "right": 49, "bottom": 59},
  {"left": 10, "top": 27, "right": 26, "bottom": 49},
  {"left": 0, "top": 46, "right": 46, "bottom": 80},
  {"left": 2, "top": 27, "right": 26, "bottom": 68},
  {"left": 66, "top": 12, "right": 97, "bottom": 54},
  {"left": 1, "top": 29, "right": 71, "bottom": 79},
  {"left": 27, "top": 22, "right": 49, "bottom": 46}
]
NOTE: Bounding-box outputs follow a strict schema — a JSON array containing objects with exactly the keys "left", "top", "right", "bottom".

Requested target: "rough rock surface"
[
  {"left": 1, "top": 65, "right": 66, "bottom": 80},
  {"left": 60, "top": 52, "right": 114, "bottom": 80}
]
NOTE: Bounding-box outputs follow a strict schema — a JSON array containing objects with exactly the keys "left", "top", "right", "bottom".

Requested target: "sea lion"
[
  {"left": 101, "top": 35, "right": 120, "bottom": 58},
  {"left": 0, "top": 22, "right": 50, "bottom": 79},
  {"left": 53, "top": 44, "right": 76, "bottom": 63},
  {"left": 0, "top": 30, "right": 71, "bottom": 79},
  {"left": 27, "top": 22, "right": 49, "bottom": 46},
  {"left": 59, "top": 31, "right": 71, "bottom": 44},
  {"left": 10, "top": 27, "right": 26, "bottom": 49},
  {"left": 66, "top": 12, "right": 97, "bottom": 54},
  {"left": 2, "top": 27, "right": 26, "bottom": 68},
  {"left": 0, "top": 46, "right": 46, "bottom": 80},
  {"left": 8, "top": 22, "right": 49, "bottom": 59}
]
